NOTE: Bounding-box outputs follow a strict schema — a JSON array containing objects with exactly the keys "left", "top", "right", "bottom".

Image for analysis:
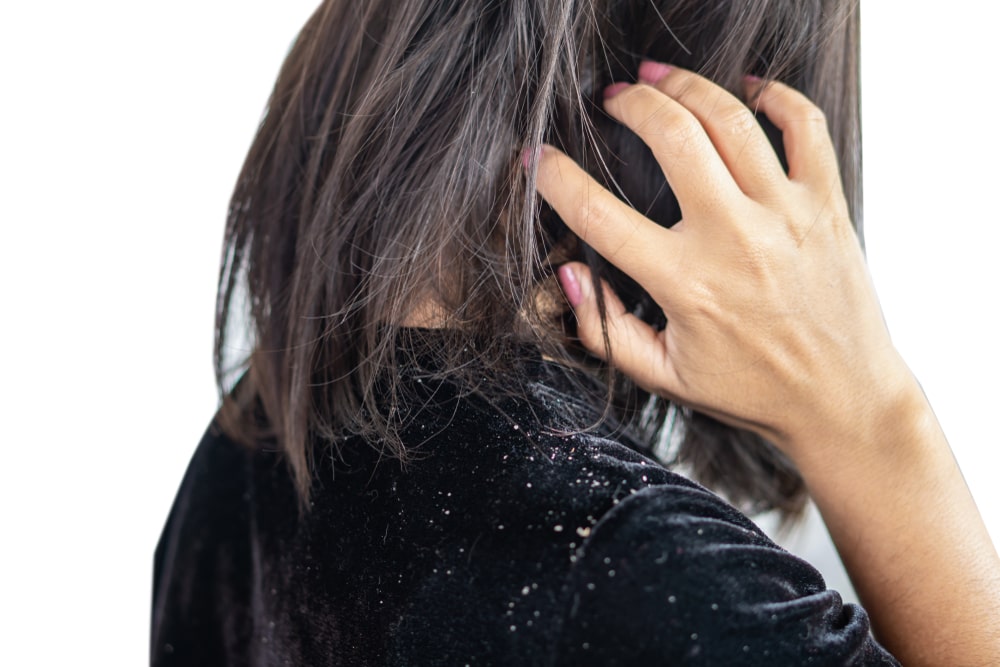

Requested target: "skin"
[{"left": 534, "top": 63, "right": 1000, "bottom": 666}]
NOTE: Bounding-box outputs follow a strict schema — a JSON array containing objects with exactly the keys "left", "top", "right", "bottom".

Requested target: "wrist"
[
  {"left": 786, "top": 363, "right": 942, "bottom": 477},
  {"left": 791, "top": 370, "right": 1000, "bottom": 667}
]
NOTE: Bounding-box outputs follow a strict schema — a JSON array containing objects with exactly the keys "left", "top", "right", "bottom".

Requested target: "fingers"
[
  {"left": 535, "top": 147, "right": 680, "bottom": 289},
  {"left": 559, "top": 262, "right": 677, "bottom": 396},
  {"left": 743, "top": 77, "right": 841, "bottom": 188},
  {"left": 634, "top": 63, "right": 788, "bottom": 200},
  {"left": 602, "top": 83, "right": 744, "bottom": 214},
  {"left": 602, "top": 65, "right": 841, "bottom": 203}
]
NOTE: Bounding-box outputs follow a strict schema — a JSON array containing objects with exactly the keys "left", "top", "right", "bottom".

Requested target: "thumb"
[{"left": 558, "top": 262, "right": 672, "bottom": 394}]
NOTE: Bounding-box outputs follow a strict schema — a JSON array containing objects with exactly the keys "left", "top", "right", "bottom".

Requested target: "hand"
[
  {"left": 533, "top": 64, "right": 1000, "bottom": 665},
  {"left": 534, "top": 63, "right": 915, "bottom": 463}
]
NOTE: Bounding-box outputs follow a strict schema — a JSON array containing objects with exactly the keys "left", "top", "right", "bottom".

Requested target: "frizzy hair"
[{"left": 215, "top": 0, "right": 860, "bottom": 517}]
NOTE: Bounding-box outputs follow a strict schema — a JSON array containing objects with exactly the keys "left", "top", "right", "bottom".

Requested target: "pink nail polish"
[
  {"left": 744, "top": 74, "right": 762, "bottom": 83},
  {"left": 603, "top": 82, "right": 630, "bottom": 100},
  {"left": 637, "top": 61, "right": 673, "bottom": 84},
  {"left": 558, "top": 265, "right": 584, "bottom": 307},
  {"left": 521, "top": 147, "right": 541, "bottom": 169}
]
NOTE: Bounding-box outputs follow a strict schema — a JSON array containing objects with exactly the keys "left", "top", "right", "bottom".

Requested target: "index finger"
[{"left": 533, "top": 146, "right": 681, "bottom": 289}]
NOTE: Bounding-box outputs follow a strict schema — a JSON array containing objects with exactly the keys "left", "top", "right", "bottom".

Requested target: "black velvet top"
[{"left": 152, "top": 352, "right": 900, "bottom": 666}]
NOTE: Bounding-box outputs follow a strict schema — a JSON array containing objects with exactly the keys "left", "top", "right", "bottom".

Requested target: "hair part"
[{"left": 215, "top": 0, "right": 861, "bottom": 519}]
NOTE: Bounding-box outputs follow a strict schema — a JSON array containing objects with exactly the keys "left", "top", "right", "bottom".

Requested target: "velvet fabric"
[{"left": 152, "top": 351, "right": 899, "bottom": 665}]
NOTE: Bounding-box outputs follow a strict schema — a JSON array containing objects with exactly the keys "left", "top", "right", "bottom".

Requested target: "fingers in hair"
[
  {"left": 639, "top": 64, "right": 788, "bottom": 201},
  {"left": 534, "top": 147, "right": 679, "bottom": 291},
  {"left": 602, "top": 83, "right": 743, "bottom": 216},
  {"left": 743, "top": 78, "right": 841, "bottom": 189}
]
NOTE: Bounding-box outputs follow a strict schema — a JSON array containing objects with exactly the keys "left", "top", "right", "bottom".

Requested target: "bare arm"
[
  {"left": 799, "top": 386, "right": 1000, "bottom": 666},
  {"left": 533, "top": 63, "right": 1000, "bottom": 665}
]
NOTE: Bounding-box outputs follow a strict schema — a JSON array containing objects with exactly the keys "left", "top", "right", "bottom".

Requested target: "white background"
[{"left": 0, "top": 2, "right": 996, "bottom": 664}]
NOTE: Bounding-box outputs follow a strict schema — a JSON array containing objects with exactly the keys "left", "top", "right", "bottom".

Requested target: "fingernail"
[
  {"left": 558, "top": 265, "right": 584, "bottom": 307},
  {"left": 521, "top": 146, "right": 542, "bottom": 169},
  {"left": 637, "top": 60, "right": 673, "bottom": 85},
  {"left": 603, "top": 82, "right": 630, "bottom": 99},
  {"left": 743, "top": 74, "right": 762, "bottom": 84}
]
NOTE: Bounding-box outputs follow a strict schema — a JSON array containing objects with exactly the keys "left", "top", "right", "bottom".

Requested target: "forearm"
[
  {"left": 796, "top": 384, "right": 1000, "bottom": 666},
  {"left": 533, "top": 64, "right": 1000, "bottom": 665}
]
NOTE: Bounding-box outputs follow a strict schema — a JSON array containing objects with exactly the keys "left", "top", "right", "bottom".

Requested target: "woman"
[{"left": 152, "top": 0, "right": 1000, "bottom": 664}]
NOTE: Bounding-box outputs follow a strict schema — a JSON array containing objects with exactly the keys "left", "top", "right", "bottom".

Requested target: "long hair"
[{"left": 215, "top": 0, "right": 861, "bottom": 517}]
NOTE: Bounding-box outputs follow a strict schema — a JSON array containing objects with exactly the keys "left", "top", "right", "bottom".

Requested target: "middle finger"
[
  {"left": 639, "top": 63, "right": 789, "bottom": 200},
  {"left": 603, "top": 82, "right": 744, "bottom": 217}
]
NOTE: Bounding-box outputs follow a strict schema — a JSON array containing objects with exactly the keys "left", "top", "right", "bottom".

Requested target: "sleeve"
[
  {"left": 151, "top": 428, "right": 254, "bottom": 666},
  {"left": 552, "top": 484, "right": 900, "bottom": 666}
]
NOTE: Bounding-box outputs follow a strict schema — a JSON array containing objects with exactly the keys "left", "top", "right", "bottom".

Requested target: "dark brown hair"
[{"left": 215, "top": 0, "right": 861, "bottom": 517}]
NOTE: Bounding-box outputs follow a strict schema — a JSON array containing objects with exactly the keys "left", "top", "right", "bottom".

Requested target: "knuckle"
[
  {"left": 667, "top": 112, "right": 704, "bottom": 144},
  {"left": 794, "top": 101, "right": 829, "bottom": 129},
  {"left": 662, "top": 71, "right": 711, "bottom": 105},
  {"left": 573, "top": 190, "right": 614, "bottom": 235},
  {"left": 766, "top": 84, "right": 829, "bottom": 127},
  {"left": 803, "top": 107, "right": 828, "bottom": 128},
  {"left": 617, "top": 84, "right": 712, "bottom": 153},
  {"left": 717, "top": 104, "right": 760, "bottom": 137},
  {"left": 617, "top": 85, "right": 667, "bottom": 124},
  {"left": 648, "top": 110, "right": 702, "bottom": 152},
  {"left": 656, "top": 67, "right": 695, "bottom": 92}
]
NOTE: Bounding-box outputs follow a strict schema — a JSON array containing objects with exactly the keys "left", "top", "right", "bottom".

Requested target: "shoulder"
[
  {"left": 392, "top": 381, "right": 700, "bottom": 550},
  {"left": 152, "top": 424, "right": 263, "bottom": 665},
  {"left": 396, "top": 408, "right": 898, "bottom": 665},
  {"left": 376, "top": 381, "right": 722, "bottom": 663},
  {"left": 154, "top": 423, "right": 260, "bottom": 570},
  {"left": 552, "top": 484, "right": 899, "bottom": 666}
]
